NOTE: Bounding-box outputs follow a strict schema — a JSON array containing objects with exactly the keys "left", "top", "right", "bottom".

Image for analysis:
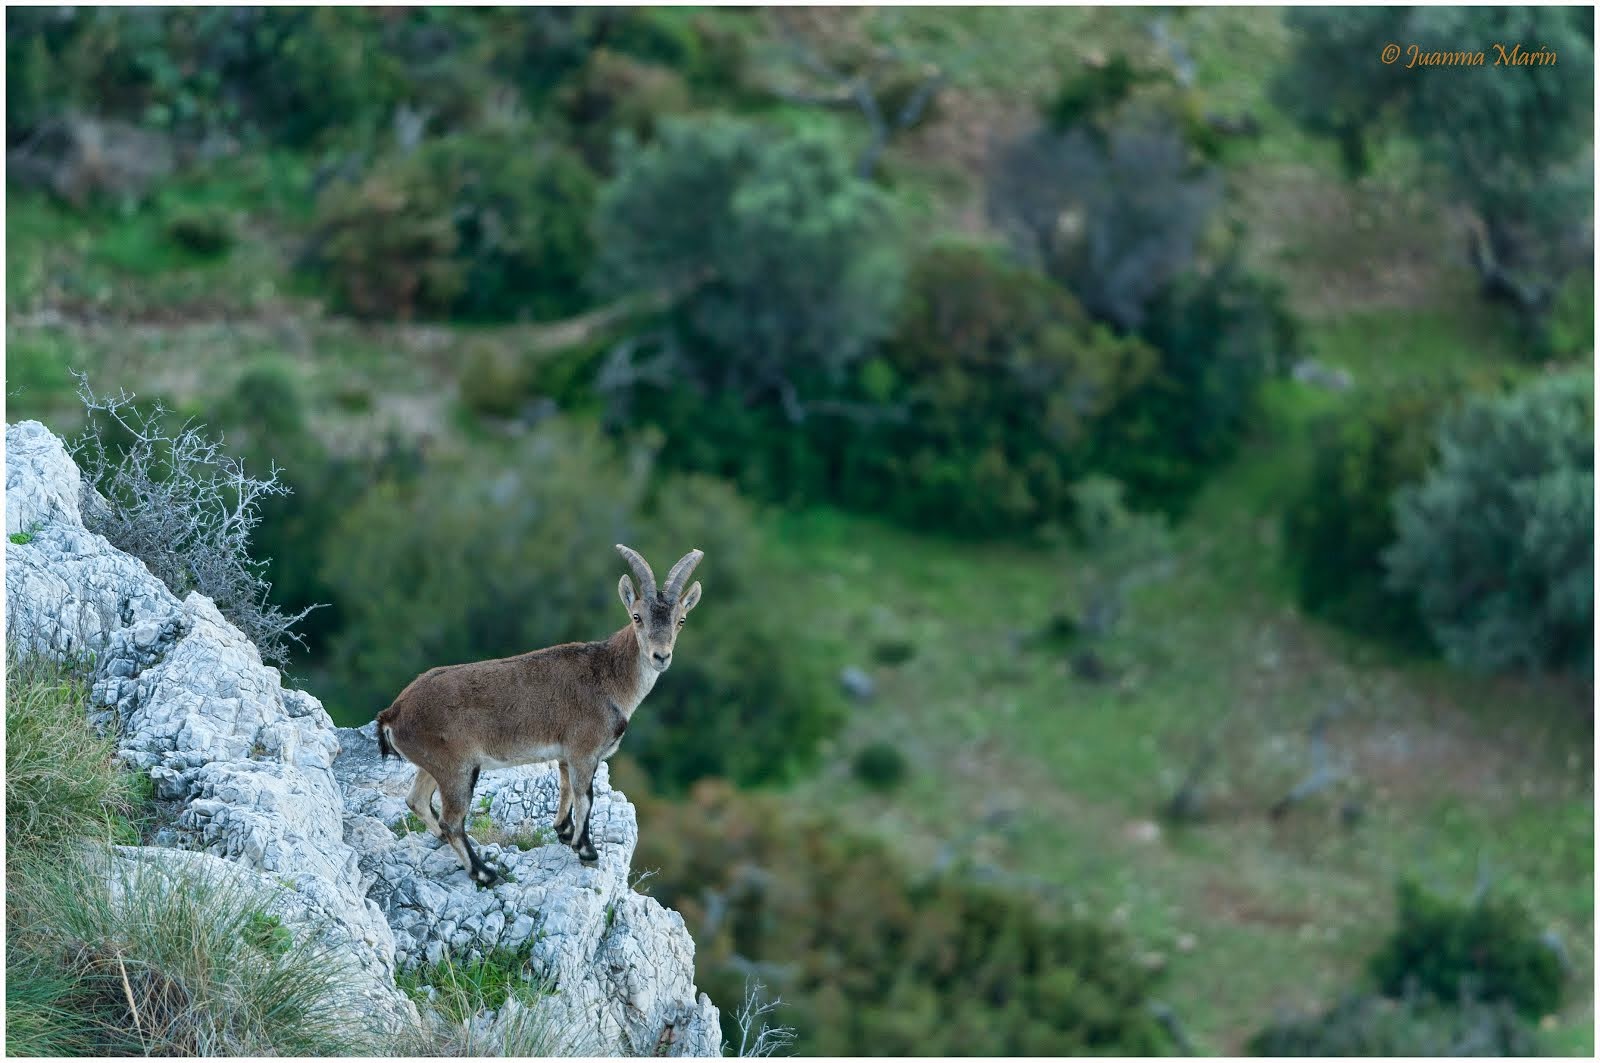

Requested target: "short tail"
[{"left": 375, "top": 707, "right": 399, "bottom": 760}]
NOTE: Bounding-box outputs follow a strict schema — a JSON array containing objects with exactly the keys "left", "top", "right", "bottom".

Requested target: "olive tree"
[
  {"left": 1276, "top": 7, "right": 1594, "bottom": 324},
  {"left": 593, "top": 115, "right": 906, "bottom": 422},
  {"left": 1384, "top": 370, "right": 1593, "bottom": 675}
]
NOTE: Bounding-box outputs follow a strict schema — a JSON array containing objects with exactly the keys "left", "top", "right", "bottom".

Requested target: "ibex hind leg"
[
  {"left": 406, "top": 769, "right": 444, "bottom": 838},
  {"left": 439, "top": 766, "right": 498, "bottom": 887},
  {"left": 554, "top": 761, "right": 575, "bottom": 844}
]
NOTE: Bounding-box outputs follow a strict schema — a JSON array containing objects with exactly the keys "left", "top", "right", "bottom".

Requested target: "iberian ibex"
[{"left": 376, "top": 545, "right": 703, "bottom": 885}]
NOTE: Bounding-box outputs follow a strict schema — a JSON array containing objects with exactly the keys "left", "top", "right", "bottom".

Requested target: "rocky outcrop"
[{"left": 4, "top": 420, "right": 721, "bottom": 1055}]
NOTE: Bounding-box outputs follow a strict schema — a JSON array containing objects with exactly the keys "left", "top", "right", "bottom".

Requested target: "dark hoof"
[
  {"left": 575, "top": 843, "right": 599, "bottom": 866},
  {"left": 470, "top": 865, "right": 499, "bottom": 888}
]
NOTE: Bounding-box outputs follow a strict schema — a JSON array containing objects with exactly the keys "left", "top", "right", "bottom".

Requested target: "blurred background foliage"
[{"left": 5, "top": 5, "right": 1593, "bottom": 1055}]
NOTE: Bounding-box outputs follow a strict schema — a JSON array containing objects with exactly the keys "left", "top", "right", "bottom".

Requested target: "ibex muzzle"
[{"left": 375, "top": 545, "right": 703, "bottom": 885}]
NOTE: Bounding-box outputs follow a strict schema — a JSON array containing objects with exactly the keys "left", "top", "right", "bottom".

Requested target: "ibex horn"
[
  {"left": 615, "top": 544, "right": 657, "bottom": 600},
  {"left": 663, "top": 549, "right": 703, "bottom": 601}
]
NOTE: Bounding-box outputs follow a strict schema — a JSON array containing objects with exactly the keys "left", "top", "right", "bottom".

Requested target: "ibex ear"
[
  {"left": 618, "top": 575, "right": 637, "bottom": 609},
  {"left": 679, "top": 581, "right": 702, "bottom": 614}
]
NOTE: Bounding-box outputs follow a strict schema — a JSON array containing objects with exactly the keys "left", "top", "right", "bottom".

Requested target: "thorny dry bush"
[
  {"left": 70, "top": 374, "right": 315, "bottom": 666},
  {"left": 730, "top": 980, "right": 797, "bottom": 1058}
]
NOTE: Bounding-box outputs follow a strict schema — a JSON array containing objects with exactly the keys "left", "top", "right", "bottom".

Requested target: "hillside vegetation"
[{"left": 7, "top": 6, "right": 1592, "bottom": 1054}]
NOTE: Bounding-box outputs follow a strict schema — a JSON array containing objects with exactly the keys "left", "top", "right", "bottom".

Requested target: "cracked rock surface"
[{"left": 5, "top": 419, "right": 720, "bottom": 1056}]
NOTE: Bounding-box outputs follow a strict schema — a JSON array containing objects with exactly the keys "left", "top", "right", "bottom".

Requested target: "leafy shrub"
[
  {"left": 1249, "top": 992, "right": 1538, "bottom": 1057},
  {"left": 1283, "top": 382, "right": 1467, "bottom": 648},
  {"left": 1092, "top": 255, "right": 1297, "bottom": 512},
  {"left": 556, "top": 49, "right": 691, "bottom": 170},
  {"left": 1384, "top": 370, "right": 1593, "bottom": 675},
  {"left": 841, "top": 243, "right": 1157, "bottom": 534},
  {"left": 6, "top": 8, "right": 407, "bottom": 148},
  {"left": 71, "top": 378, "right": 313, "bottom": 667},
  {"left": 1370, "top": 879, "right": 1566, "bottom": 1019},
  {"left": 303, "top": 167, "right": 462, "bottom": 321},
  {"left": 852, "top": 742, "right": 909, "bottom": 791},
  {"left": 989, "top": 118, "right": 1221, "bottom": 332},
  {"left": 414, "top": 132, "right": 598, "bottom": 321},
  {"left": 457, "top": 343, "right": 530, "bottom": 420},
  {"left": 629, "top": 779, "right": 1174, "bottom": 1055},
  {"left": 165, "top": 204, "right": 234, "bottom": 258},
  {"left": 318, "top": 420, "right": 840, "bottom": 791},
  {"left": 305, "top": 132, "right": 597, "bottom": 322},
  {"left": 594, "top": 114, "right": 906, "bottom": 412}
]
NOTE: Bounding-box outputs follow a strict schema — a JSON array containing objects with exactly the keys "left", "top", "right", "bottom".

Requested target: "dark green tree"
[
  {"left": 1385, "top": 369, "right": 1593, "bottom": 675},
  {"left": 594, "top": 115, "right": 906, "bottom": 420}
]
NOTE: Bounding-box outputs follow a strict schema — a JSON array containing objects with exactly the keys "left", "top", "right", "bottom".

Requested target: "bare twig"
[{"left": 728, "top": 979, "right": 797, "bottom": 1058}]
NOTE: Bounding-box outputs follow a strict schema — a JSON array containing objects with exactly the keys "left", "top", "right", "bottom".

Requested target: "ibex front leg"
[{"left": 566, "top": 757, "right": 600, "bottom": 865}]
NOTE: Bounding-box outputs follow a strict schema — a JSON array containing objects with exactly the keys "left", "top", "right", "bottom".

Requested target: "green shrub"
[
  {"left": 556, "top": 49, "right": 691, "bottom": 169},
  {"left": 630, "top": 780, "right": 1174, "bottom": 1055},
  {"left": 1276, "top": 8, "right": 1593, "bottom": 325},
  {"left": 1384, "top": 369, "right": 1593, "bottom": 674},
  {"left": 304, "top": 167, "right": 462, "bottom": 321},
  {"left": 164, "top": 204, "right": 234, "bottom": 258},
  {"left": 305, "top": 132, "right": 597, "bottom": 322},
  {"left": 1249, "top": 992, "right": 1538, "bottom": 1056},
  {"left": 844, "top": 243, "right": 1157, "bottom": 535},
  {"left": 1370, "top": 879, "right": 1566, "bottom": 1018},
  {"left": 318, "top": 421, "right": 840, "bottom": 791},
  {"left": 243, "top": 912, "right": 293, "bottom": 958},
  {"left": 411, "top": 133, "right": 598, "bottom": 322},
  {"left": 594, "top": 114, "right": 906, "bottom": 410},
  {"left": 6, "top": 8, "right": 407, "bottom": 147},
  {"left": 1283, "top": 382, "right": 1467, "bottom": 649},
  {"left": 852, "top": 742, "right": 909, "bottom": 791},
  {"left": 457, "top": 343, "right": 530, "bottom": 420},
  {"left": 1094, "top": 255, "right": 1298, "bottom": 513}
]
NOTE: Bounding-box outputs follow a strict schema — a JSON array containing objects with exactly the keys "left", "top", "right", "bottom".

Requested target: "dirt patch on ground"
[{"left": 1230, "top": 161, "right": 1470, "bottom": 319}]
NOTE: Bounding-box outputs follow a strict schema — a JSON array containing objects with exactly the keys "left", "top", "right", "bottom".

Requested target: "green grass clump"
[
  {"left": 5, "top": 652, "right": 146, "bottom": 853},
  {"left": 392, "top": 942, "right": 605, "bottom": 1055},
  {"left": 10, "top": 531, "right": 35, "bottom": 545},
  {"left": 397, "top": 943, "right": 545, "bottom": 1026},
  {"left": 243, "top": 912, "right": 294, "bottom": 958},
  {"left": 6, "top": 853, "right": 388, "bottom": 1056},
  {"left": 393, "top": 811, "right": 431, "bottom": 838},
  {"left": 5, "top": 648, "right": 392, "bottom": 1056}
]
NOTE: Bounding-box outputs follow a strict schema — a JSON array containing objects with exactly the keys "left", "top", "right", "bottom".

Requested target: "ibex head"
[{"left": 616, "top": 544, "right": 703, "bottom": 672}]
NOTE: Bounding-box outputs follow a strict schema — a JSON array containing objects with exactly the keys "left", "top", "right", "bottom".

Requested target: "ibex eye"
[
  {"left": 677, "top": 618, "right": 685, "bottom": 626},
  {"left": 632, "top": 614, "right": 641, "bottom": 624}
]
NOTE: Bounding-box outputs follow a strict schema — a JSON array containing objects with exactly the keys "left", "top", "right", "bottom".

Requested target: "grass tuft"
[
  {"left": 6, "top": 851, "right": 390, "bottom": 1056},
  {"left": 5, "top": 651, "right": 146, "bottom": 854}
]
